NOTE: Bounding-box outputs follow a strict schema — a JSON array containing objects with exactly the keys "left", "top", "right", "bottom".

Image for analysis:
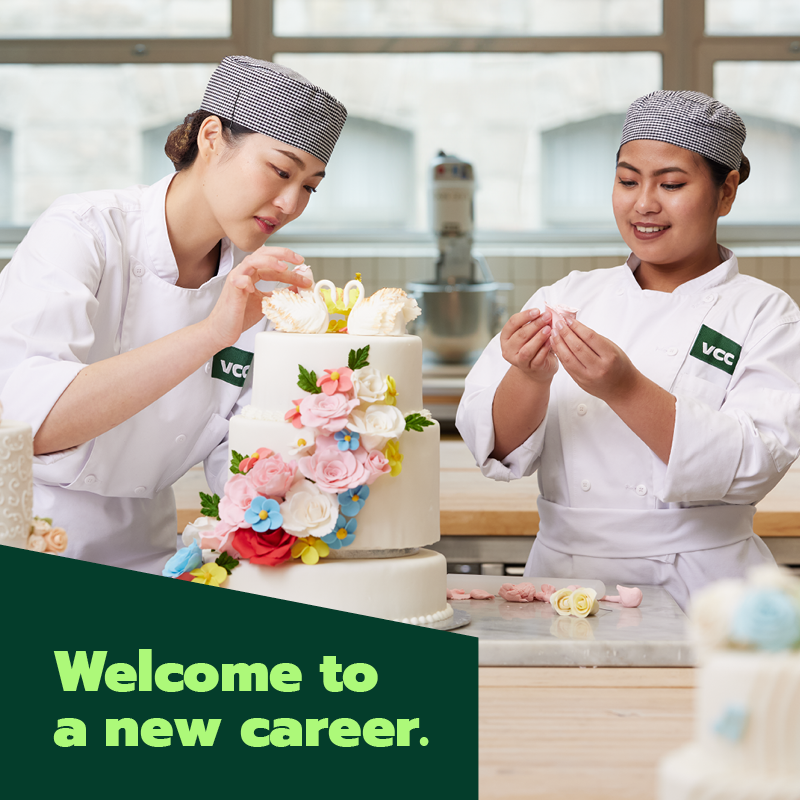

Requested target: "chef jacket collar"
[
  {"left": 624, "top": 245, "right": 738, "bottom": 295},
  {"left": 142, "top": 172, "right": 234, "bottom": 285}
]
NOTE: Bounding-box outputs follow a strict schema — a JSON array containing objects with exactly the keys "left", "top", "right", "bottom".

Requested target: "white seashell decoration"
[
  {"left": 343, "top": 280, "right": 421, "bottom": 336},
  {"left": 262, "top": 279, "right": 336, "bottom": 334}
]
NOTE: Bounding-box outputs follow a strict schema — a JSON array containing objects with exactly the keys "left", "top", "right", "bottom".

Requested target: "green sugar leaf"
[
  {"left": 404, "top": 413, "right": 435, "bottom": 432},
  {"left": 230, "top": 450, "right": 245, "bottom": 474},
  {"left": 215, "top": 551, "right": 240, "bottom": 575},
  {"left": 348, "top": 345, "right": 370, "bottom": 371},
  {"left": 199, "top": 492, "right": 221, "bottom": 520},
  {"left": 298, "top": 364, "right": 322, "bottom": 394}
]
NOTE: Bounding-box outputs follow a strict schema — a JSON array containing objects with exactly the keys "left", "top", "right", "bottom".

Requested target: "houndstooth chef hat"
[
  {"left": 620, "top": 90, "right": 746, "bottom": 172},
  {"left": 200, "top": 55, "right": 347, "bottom": 165}
]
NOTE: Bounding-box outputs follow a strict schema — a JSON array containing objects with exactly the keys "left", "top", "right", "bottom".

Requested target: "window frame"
[{"left": 0, "top": 0, "right": 798, "bottom": 244}]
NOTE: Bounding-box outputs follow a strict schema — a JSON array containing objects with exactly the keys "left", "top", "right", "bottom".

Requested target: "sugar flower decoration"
[
  {"left": 730, "top": 588, "right": 800, "bottom": 651},
  {"left": 322, "top": 515, "right": 357, "bottom": 550},
  {"left": 291, "top": 536, "right": 330, "bottom": 565},
  {"left": 384, "top": 375, "right": 397, "bottom": 406},
  {"left": 713, "top": 704, "right": 749, "bottom": 742},
  {"left": 280, "top": 480, "right": 339, "bottom": 538},
  {"left": 190, "top": 562, "right": 228, "bottom": 586},
  {"left": 383, "top": 439, "right": 403, "bottom": 477},
  {"left": 238, "top": 447, "right": 274, "bottom": 473},
  {"left": 244, "top": 497, "right": 283, "bottom": 532},
  {"left": 163, "top": 541, "right": 203, "bottom": 578},
  {"left": 285, "top": 400, "right": 304, "bottom": 429},
  {"left": 288, "top": 432, "right": 316, "bottom": 457},
  {"left": 338, "top": 485, "right": 370, "bottom": 516},
  {"left": 317, "top": 366, "right": 353, "bottom": 396},
  {"left": 351, "top": 366, "right": 388, "bottom": 405},
  {"left": 334, "top": 428, "right": 360, "bottom": 452}
]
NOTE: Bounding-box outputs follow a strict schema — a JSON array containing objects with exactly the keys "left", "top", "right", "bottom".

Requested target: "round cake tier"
[
  {"left": 251, "top": 332, "right": 424, "bottom": 414},
  {"left": 695, "top": 651, "right": 800, "bottom": 778},
  {"left": 228, "top": 416, "right": 440, "bottom": 553},
  {"left": 0, "top": 419, "right": 33, "bottom": 548},
  {"left": 224, "top": 548, "right": 451, "bottom": 625},
  {"left": 658, "top": 745, "right": 799, "bottom": 800}
]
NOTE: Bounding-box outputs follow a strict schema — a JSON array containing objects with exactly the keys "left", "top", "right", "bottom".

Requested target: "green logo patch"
[
  {"left": 689, "top": 325, "right": 741, "bottom": 375},
  {"left": 211, "top": 346, "right": 253, "bottom": 387}
]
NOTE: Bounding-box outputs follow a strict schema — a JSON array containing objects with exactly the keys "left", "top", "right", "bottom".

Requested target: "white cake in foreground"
[
  {"left": 658, "top": 566, "right": 800, "bottom": 799},
  {"left": 0, "top": 415, "right": 33, "bottom": 548},
  {"left": 166, "top": 281, "right": 450, "bottom": 626}
]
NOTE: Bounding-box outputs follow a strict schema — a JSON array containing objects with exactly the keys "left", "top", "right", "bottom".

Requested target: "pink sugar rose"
[
  {"left": 218, "top": 474, "right": 258, "bottom": 528},
  {"left": 201, "top": 520, "right": 241, "bottom": 558},
  {"left": 299, "top": 392, "right": 359, "bottom": 434},
  {"left": 363, "top": 449, "right": 391, "bottom": 485},
  {"left": 246, "top": 453, "right": 299, "bottom": 499},
  {"left": 298, "top": 435, "right": 371, "bottom": 493}
]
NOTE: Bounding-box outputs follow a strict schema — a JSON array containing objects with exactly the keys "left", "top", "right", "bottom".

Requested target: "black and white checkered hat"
[
  {"left": 620, "top": 90, "right": 746, "bottom": 171},
  {"left": 200, "top": 55, "right": 347, "bottom": 165}
]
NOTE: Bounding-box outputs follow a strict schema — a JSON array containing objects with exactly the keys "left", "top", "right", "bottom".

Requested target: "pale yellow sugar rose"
[
  {"left": 550, "top": 587, "right": 573, "bottom": 616},
  {"left": 570, "top": 587, "right": 599, "bottom": 618},
  {"left": 27, "top": 533, "right": 47, "bottom": 552}
]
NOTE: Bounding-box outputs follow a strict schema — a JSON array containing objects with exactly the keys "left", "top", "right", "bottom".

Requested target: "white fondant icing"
[{"left": 0, "top": 419, "right": 33, "bottom": 547}]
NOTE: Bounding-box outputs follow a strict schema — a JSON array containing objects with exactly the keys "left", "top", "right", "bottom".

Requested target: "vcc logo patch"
[
  {"left": 211, "top": 346, "right": 253, "bottom": 387},
  {"left": 689, "top": 325, "right": 741, "bottom": 375}
]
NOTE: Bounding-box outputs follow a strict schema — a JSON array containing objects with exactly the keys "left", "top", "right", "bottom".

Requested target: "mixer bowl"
[{"left": 406, "top": 280, "right": 512, "bottom": 364}]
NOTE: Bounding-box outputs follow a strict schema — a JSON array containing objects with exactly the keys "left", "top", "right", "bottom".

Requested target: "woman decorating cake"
[
  {"left": 0, "top": 56, "right": 347, "bottom": 573},
  {"left": 457, "top": 90, "right": 800, "bottom": 611}
]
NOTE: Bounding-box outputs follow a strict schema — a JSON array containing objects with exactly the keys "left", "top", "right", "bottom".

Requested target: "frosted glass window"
[
  {"left": 0, "top": 0, "right": 231, "bottom": 38},
  {"left": 277, "top": 52, "right": 661, "bottom": 230},
  {"left": 714, "top": 62, "right": 800, "bottom": 224},
  {"left": 542, "top": 114, "right": 625, "bottom": 228},
  {"left": 143, "top": 121, "right": 180, "bottom": 186},
  {"left": 275, "top": 0, "right": 662, "bottom": 37},
  {"left": 0, "top": 130, "right": 12, "bottom": 224},
  {"left": 706, "top": 0, "right": 800, "bottom": 35},
  {"left": 0, "top": 64, "right": 215, "bottom": 225}
]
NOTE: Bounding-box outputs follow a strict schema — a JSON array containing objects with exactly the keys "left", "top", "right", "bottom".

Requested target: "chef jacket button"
[
  {"left": 667, "top": 347, "right": 678, "bottom": 356},
  {"left": 577, "top": 403, "right": 588, "bottom": 416},
  {"left": 134, "top": 486, "right": 146, "bottom": 495},
  {"left": 204, "top": 362, "right": 211, "bottom": 374},
  {"left": 84, "top": 474, "right": 97, "bottom": 485},
  {"left": 636, "top": 484, "right": 647, "bottom": 496},
  {"left": 175, "top": 434, "right": 186, "bottom": 444},
  {"left": 581, "top": 479, "right": 591, "bottom": 492},
  {"left": 133, "top": 265, "right": 145, "bottom": 277},
  {"left": 703, "top": 293, "right": 715, "bottom": 303}
]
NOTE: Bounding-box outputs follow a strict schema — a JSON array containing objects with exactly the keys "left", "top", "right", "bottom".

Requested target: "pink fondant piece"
[
  {"left": 545, "top": 302, "right": 579, "bottom": 328},
  {"left": 565, "top": 584, "right": 580, "bottom": 592},
  {"left": 499, "top": 582, "right": 537, "bottom": 603},
  {"left": 617, "top": 585, "right": 643, "bottom": 608},
  {"left": 469, "top": 589, "right": 495, "bottom": 600},
  {"left": 447, "top": 589, "right": 471, "bottom": 601},
  {"left": 533, "top": 583, "right": 557, "bottom": 602},
  {"left": 601, "top": 595, "right": 621, "bottom": 603}
]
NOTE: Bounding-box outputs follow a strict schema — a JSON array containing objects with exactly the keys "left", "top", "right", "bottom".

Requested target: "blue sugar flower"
[
  {"left": 730, "top": 588, "right": 800, "bottom": 651},
  {"left": 713, "top": 704, "right": 748, "bottom": 742},
  {"left": 338, "top": 485, "right": 370, "bottom": 516},
  {"left": 334, "top": 428, "right": 361, "bottom": 451},
  {"left": 162, "top": 540, "right": 203, "bottom": 578},
  {"left": 322, "top": 515, "right": 357, "bottom": 550},
  {"left": 244, "top": 496, "right": 283, "bottom": 533}
]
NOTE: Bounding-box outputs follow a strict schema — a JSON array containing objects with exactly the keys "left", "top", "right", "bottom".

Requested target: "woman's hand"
[
  {"left": 500, "top": 308, "right": 559, "bottom": 385},
  {"left": 203, "top": 247, "right": 309, "bottom": 349},
  {"left": 549, "top": 317, "right": 638, "bottom": 402}
]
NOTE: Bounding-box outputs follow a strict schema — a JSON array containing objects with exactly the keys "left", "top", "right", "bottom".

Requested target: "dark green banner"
[{"left": 1, "top": 547, "right": 478, "bottom": 798}]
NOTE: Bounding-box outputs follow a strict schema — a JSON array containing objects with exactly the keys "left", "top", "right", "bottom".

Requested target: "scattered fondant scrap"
[
  {"left": 600, "top": 585, "right": 644, "bottom": 608},
  {"left": 447, "top": 589, "right": 472, "bottom": 601},
  {"left": 499, "top": 582, "right": 537, "bottom": 603},
  {"left": 545, "top": 302, "right": 579, "bottom": 328}
]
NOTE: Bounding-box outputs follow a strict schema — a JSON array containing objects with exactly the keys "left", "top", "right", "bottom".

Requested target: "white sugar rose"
[
  {"left": 287, "top": 429, "right": 316, "bottom": 458},
  {"left": 348, "top": 405, "right": 406, "bottom": 451},
  {"left": 27, "top": 533, "right": 47, "bottom": 552},
  {"left": 351, "top": 366, "right": 388, "bottom": 405},
  {"left": 689, "top": 578, "right": 747, "bottom": 653},
  {"left": 570, "top": 587, "right": 599, "bottom": 618},
  {"left": 550, "top": 587, "right": 573, "bottom": 616},
  {"left": 280, "top": 480, "right": 339, "bottom": 538}
]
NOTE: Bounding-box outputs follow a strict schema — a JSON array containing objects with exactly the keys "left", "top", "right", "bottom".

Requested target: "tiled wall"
[{"left": 305, "top": 254, "right": 800, "bottom": 318}]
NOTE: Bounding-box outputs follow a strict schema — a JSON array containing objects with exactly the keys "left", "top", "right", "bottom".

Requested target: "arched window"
[{"left": 540, "top": 113, "right": 625, "bottom": 228}]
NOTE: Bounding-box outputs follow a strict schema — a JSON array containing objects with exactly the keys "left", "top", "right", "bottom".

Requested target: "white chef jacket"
[
  {"left": 456, "top": 248, "right": 800, "bottom": 611},
  {"left": 0, "top": 173, "right": 270, "bottom": 574}
]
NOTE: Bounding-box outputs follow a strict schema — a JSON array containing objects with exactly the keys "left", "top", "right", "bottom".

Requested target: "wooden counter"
[{"left": 479, "top": 667, "right": 694, "bottom": 799}]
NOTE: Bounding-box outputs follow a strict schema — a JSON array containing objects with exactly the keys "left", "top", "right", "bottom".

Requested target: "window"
[{"left": 1, "top": 0, "right": 799, "bottom": 237}]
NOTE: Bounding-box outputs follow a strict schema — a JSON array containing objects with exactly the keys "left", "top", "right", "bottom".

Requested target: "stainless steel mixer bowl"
[{"left": 406, "top": 280, "right": 512, "bottom": 363}]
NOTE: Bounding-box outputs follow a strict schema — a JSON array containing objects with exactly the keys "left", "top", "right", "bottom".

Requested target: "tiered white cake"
[
  {"left": 658, "top": 566, "right": 800, "bottom": 799},
  {"left": 0, "top": 409, "right": 34, "bottom": 549}
]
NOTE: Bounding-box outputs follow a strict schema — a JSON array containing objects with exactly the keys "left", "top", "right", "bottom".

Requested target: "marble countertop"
[{"left": 447, "top": 581, "right": 695, "bottom": 668}]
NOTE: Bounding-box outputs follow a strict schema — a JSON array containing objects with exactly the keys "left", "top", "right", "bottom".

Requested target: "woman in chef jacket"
[
  {"left": 0, "top": 56, "right": 347, "bottom": 573},
  {"left": 457, "top": 90, "right": 800, "bottom": 611}
]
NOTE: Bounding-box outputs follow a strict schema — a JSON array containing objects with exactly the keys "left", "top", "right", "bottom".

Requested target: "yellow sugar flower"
[
  {"left": 384, "top": 375, "right": 398, "bottom": 406},
  {"left": 326, "top": 319, "right": 348, "bottom": 334},
  {"left": 190, "top": 563, "right": 228, "bottom": 587},
  {"left": 291, "top": 536, "right": 330, "bottom": 565},
  {"left": 384, "top": 439, "right": 403, "bottom": 477}
]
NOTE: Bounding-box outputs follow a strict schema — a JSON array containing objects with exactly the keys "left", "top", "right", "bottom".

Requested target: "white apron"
[{"left": 457, "top": 249, "right": 800, "bottom": 610}]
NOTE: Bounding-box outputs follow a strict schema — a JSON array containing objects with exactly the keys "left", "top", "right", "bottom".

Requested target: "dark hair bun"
[{"left": 738, "top": 152, "right": 750, "bottom": 184}]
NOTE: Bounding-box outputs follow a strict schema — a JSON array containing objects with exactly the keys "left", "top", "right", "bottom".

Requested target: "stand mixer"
[{"left": 407, "top": 151, "right": 512, "bottom": 364}]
